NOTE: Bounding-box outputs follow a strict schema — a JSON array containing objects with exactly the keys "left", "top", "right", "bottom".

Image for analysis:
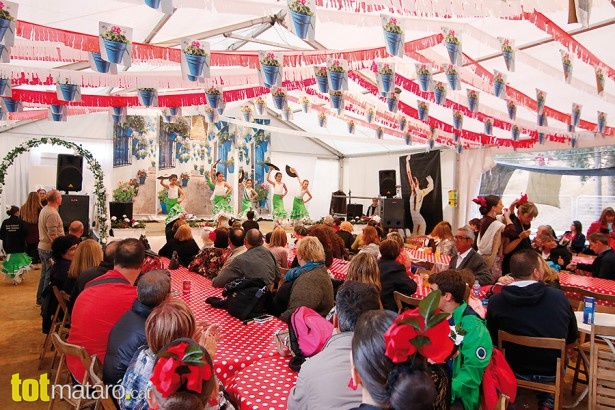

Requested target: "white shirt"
[
  {"left": 456, "top": 248, "right": 472, "bottom": 269},
  {"left": 168, "top": 185, "right": 179, "bottom": 199}
]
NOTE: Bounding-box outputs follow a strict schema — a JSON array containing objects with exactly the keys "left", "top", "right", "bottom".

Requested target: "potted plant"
[
  {"left": 378, "top": 64, "right": 394, "bottom": 94},
  {"left": 180, "top": 172, "right": 190, "bottom": 187},
  {"left": 399, "top": 116, "right": 407, "bottom": 132},
  {"left": 484, "top": 118, "right": 493, "bottom": 135},
  {"left": 260, "top": 52, "right": 281, "bottom": 88},
  {"left": 383, "top": 17, "right": 403, "bottom": 56},
  {"left": 241, "top": 105, "right": 253, "bottom": 122},
  {"left": 417, "top": 101, "right": 429, "bottom": 121},
  {"left": 271, "top": 88, "right": 287, "bottom": 110},
  {"left": 122, "top": 115, "right": 147, "bottom": 136},
  {"left": 162, "top": 116, "right": 190, "bottom": 139},
  {"left": 511, "top": 124, "right": 520, "bottom": 141},
  {"left": 434, "top": 81, "right": 446, "bottom": 105},
  {"left": 138, "top": 87, "right": 156, "bottom": 107},
  {"left": 386, "top": 94, "right": 398, "bottom": 112},
  {"left": 597, "top": 111, "right": 607, "bottom": 134},
  {"left": 110, "top": 181, "right": 137, "bottom": 222},
  {"left": 328, "top": 60, "right": 346, "bottom": 91},
  {"left": 329, "top": 90, "right": 344, "bottom": 109},
  {"left": 205, "top": 86, "right": 222, "bottom": 109},
  {"left": 199, "top": 165, "right": 205, "bottom": 175},
  {"left": 184, "top": 40, "right": 208, "bottom": 80},
  {"left": 536, "top": 90, "right": 546, "bottom": 114},
  {"left": 137, "top": 169, "right": 147, "bottom": 184},
  {"left": 365, "top": 107, "right": 375, "bottom": 124},
  {"left": 452, "top": 110, "right": 463, "bottom": 130},
  {"left": 0, "top": 2, "right": 15, "bottom": 42},
  {"left": 58, "top": 79, "right": 79, "bottom": 102},
  {"left": 288, "top": 0, "right": 314, "bottom": 40},
  {"left": 347, "top": 119, "right": 355, "bottom": 134},
  {"left": 101, "top": 25, "right": 129, "bottom": 64},
  {"left": 204, "top": 106, "right": 216, "bottom": 123},
  {"left": 501, "top": 38, "right": 514, "bottom": 70},
  {"left": 375, "top": 126, "right": 384, "bottom": 139},
  {"left": 314, "top": 66, "right": 328, "bottom": 93},
  {"left": 444, "top": 28, "right": 461, "bottom": 64},
  {"left": 254, "top": 182, "right": 270, "bottom": 208},
  {"left": 158, "top": 189, "right": 169, "bottom": 214},
  {"left": 254, "top": 96, "right": 267, "bottom": 116},
  {"left": 445, "top": 65, "right": 458, "bottom": 90},
  {"left": 467, "top": 89, "right": 479, "bottom": 113},
  {"left": 317, "top": 112, "right": 327, "bottom": 127},
  {"left": 91, "top": 52, "right": 111, "bottom": 73},
  {"left": 416, "top": 64, "right": 431, "bottom": 92},
  {"left": 404, "top": 132, "right": 412, "bottom": 145},
  {"left": 110, "top": 215, "right": 146, "bottom": 238},
  {"left": 506, "top": 99, "right": 517, "bottom": 120},
  {"left": 493, "top": 72, "right": 506, "bottom": 98},
  {"left": 300, "top": 96, "right": 311, "bottom": 113}
]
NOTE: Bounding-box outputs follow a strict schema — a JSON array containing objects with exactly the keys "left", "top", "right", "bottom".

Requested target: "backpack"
[
  {"left": 206, "top": 278, "right": 270, "bottom": 321},
  {"left": 287, "top": 306, "right": 333, "bottom": 371}
]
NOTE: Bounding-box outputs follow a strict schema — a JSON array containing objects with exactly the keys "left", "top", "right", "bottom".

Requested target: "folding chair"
[
  {"left": 589, "top": 324, "right": 615, "bottom": 409},
  {"left": 394, "top": 290, "right": 420, "bottom": 313},
  {"left": 39, "top": 287, "right": 71, "bottom": 370}
]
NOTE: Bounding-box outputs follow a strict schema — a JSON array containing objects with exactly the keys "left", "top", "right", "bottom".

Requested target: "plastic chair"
[
  {"left": 497, "top": 330, "right": 566, "bottom": 410},
  {"left": 394, "top": 290, "right": 420, "bottom": 313},
  {"left": 589, "top": 324, "right": 615, "bottom": 410},
  {"left": 38, "top": 287, "right": 71, "bottom": 370}
]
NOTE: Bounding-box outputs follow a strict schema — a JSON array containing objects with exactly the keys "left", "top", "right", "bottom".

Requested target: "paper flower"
[
  {"left": 260, "top": 52, "right": 280, "bottom": 67},
  {"left": 318, "top": 112, "right": 327, "bottom": 119},
  {"left": 329, "top": 90, "right": 343, "bottom": 96},
  {"left": 444, "top": 29, "right": 460, "bottom": 45},
  {"left": 314, "top": 67, "right": 327, "bottom": 77},
  {"left": 101, "top": 25, "right": 129, "bottom": 44},
  {"left": 254, "top": 96, "right": 266, "bottom": 105},
  {"left": 300, "top": 96, "right": 310, "bottom": 103},
  {"left": 416, "top": 64, "right": 430, "bottom": 75},
  {"left": 537, "top": 91, "right": 545, "bottom": 102},
  {"left": 596, "top": 67, "right": 605, "bottom": 81},
  {"left": 379, "top": 64, "right": 394, "bottom": 75},
  {"left": 501, "top": 39, "right": 513, "bottom": 53},
  {"left": 184, "top": 40, "right": 208, "bottom": 56},
  {"left": 507, "top": 100, "right": 516, "bottom": 109},
  {"left": 288, "top": 0, "right": 314, "bottom": 16},
  {"left": 494, "top": 73, "right": 505, "bottom": 84},
  {"left": 205, "top": 86, "right": 221, "bottom": 95},
  {"left": 484, "top": 118, "right": 492, "bottom": 126},
  {"left": 598, "top": 111, "right": 606, "bottom": 121},
  {"left": 467, "top": 90, "right": 478, "bottom": 99},
  {"left": 329, "top": 60, "right": 346, "bottom": 73},
  {"left": 272, "top": 88, "right": 287, "bottom": 97},
  {"left": 418, "top": 101, "right": 428, "bottom": 110},
  {"left": 0, "top": 1, "right": 14, "bottom": 21},
  {"left": 434, "top": 82, "right": 446, "bottom": 91},
  {"left": 241, "top": 105, "right": 252, "bottom": 112},
  {"left": 453, "top": 111, "right": 463, "bottom": 119},
  {"left": 383, "top": 17, "right": 403, "bottom": 34},
  {"left": 445, "top": 65, "right": 458, "bottom": 76}
]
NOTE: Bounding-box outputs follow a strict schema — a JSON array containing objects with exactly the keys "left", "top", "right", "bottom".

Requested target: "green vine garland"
[{"left": 0, "top": 138, "right": 108, "bottom": 245}]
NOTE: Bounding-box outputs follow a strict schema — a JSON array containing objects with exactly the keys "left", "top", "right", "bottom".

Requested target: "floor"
[{"left": 0, "top": 226, "right": 592, "bottom": 409}]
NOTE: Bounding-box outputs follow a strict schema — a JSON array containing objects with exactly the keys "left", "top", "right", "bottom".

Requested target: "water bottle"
[
  {"left": 472, "top": 280, "right": 481, "bottom": 298},
  {"left": 583, "top": 296, "right": 596, "bottom": 324}
]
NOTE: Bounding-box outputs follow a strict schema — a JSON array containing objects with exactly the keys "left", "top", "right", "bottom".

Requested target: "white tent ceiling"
[{"left": 2, "top": 0, "right": 615, "bottom": 157}]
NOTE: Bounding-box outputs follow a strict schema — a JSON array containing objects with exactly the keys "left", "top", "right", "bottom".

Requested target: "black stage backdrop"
[{"left": 399, "top": 151, "right": 443, "bottom": 235}]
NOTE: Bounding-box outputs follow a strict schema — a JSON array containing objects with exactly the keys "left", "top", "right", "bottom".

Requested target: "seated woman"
[
  {"left": 427, "top": 221, "right": 457, "bottom": 257},
  {"left": 537, "top": 234, "right": 572, "bottom": 272},
  {"left": 267, "top": 226, "right": 289, "bottom": 269},
  {"left": 159, "top": 225, "right": 200, "bottom": 267},
  {"left": 277, "top": 237, "right": 334, "bottom": 323},
  {"left": 387, "top": 231, "right": 412, "bottom": 271},
  {"left": 337, "top": 221, "right": 355, "bottom": 251},
  {"left": 308, "top": 224, "right": 346, "bottom": 267},
  {"left": 357, "top": 226, "right": 381, "bottom": 259},
  {"left": 66, "top": 239, "right": 103, "bottom": 295},
  {"left": 188, "top": 228, "right": 229, "bottom": 279},
  {"left": 41, "top": 235, "right": 80, "bottom": 334},
  {"left": 121, "top": 298, "right": 230, "bottom": 410},
  {"left": 587, "top": 207, "right": 615, "bottom": 249},
  {"left": 377, "top": 239, "right": 417, "bottom": 311},
  {"left": 346, "top": 252, "right": 381, "bottom": 293},
  {"left": 559, "top": 220, "right": 586, "bottom": 254},
  {"left": 350, "top": 310, "right": 451, "bottom": 410}
]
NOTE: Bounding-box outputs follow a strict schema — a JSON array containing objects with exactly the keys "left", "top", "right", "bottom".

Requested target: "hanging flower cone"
[
  {"left": 386, "top": 96, "right": 398, "bottom": 113},
  {"left": 378, "top": 63, "right": 395, "bottom": 94},
  {"left": 500, "top": 38, "right": 515, "bottom": 71},
  {"left": 241, "top": 106, "right": 253, "bottom": 122},
  {"left": 204, "top": 107, "right": 216, "bottom": 123},
  {"left": 347, "top": 120, "right": 355, "bottom": 134},
  {"left": 434, "top": 82, "right": 447, "bottom": 105},
  {"left": 315, "top": 73, "right": 329, "bottom": 93},
  {"left": 300, "top": 97, "right": 310, "bottom": 113},
  {"left": 483, "top": 118, "right": 493, "bottom": 135},
  {"left": 445, "top": 65, "right": 459, "bottom": 90},
  {"left": 254, "top": 97, "right": 266, "bottom": 116},
  {"left": 511, "top": 125, "right": 520, "bottom": 141},
  {"left": 537, "top": 114, "right": 548, "bottom": 127},
  {"left": 365, "top": 109, "right": 375, "bottom": 124},
  {"left": 317, "top": 112, "right": 327, "bottom": 127},
  {"left": 493, "top": 71, "right": 506, "bottom": 98},
  {"left": 443, "top": 28, "right": 461, "bottom": 65},
  {"left": 404, "top": 133, "right": 412, "bottom": 145},
  {"left": 399, "top": 117, "right": 407, "bottom": 132},
  {"left": 382, "top": 17, "right": 404, "bottom": 57},
  {"left": 571, "top": 136, "right": 578, "bottom": 148},
  {"left": 571, "top": 103, "right": 582, "bottom": 127},
  {"left": 330, "top": 91, "right": 344, "bottom": 110},
  {"left": 427, "top": 138, "right": 435, "bottom": 150},
  {"left": 597, "top": 111, "right": 607, "bottom": 134},
  {"left": 455, "top": 143, "right": 463, "bottom": 154},
  {"left": 538, "top": 132, "right": 546, "bottom": 145},
  {"left": 417, "top": 101, "right": 429, "bottom": 122},
  {"left": 506, "top": 100, "right": 517, "bottom": 120},
  {"left": 375, "top": 127, "right": 384, "bottom": 140},
  {"left": 595, "top": 67, "right": 605, "bottom": 95},
  {"left": 561, "top": 51, "right": 573, "bottom": 84},
  {"left": 453, "top": 132, "right": 460, "bottom": 143},
  {"left": 415, "top": 63, "right": 431, "bottom": 92},
  {"left": 536, "top": 89, "right": 546, "bottom": 115},
  {"left": 281, "top": 107, "right": 292, "bottom": 121},
  {"left": 466, "top": 90, "right": 479, "bottom": 113},
  {"left": 452, "top": 111, "right": 463, "bottom": 130}
]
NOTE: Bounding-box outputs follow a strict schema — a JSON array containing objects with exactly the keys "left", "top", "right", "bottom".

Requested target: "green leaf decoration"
[
  {"left": 410, "top": 335, "right": 431, "bottom": 349},
  {"left": 397, "top": 317, "right": 421, "bottom": 330},
  {"left": 455, "top": 323, "right": 467, "bottom": 336},
  {"left": 425, "top": 312, "right": 450, "bottom": 329},
  {"left": 419, "top": 289, "right": 441, "bottom": 324},
  {"left": 183, "top": 344, "right": 206, "bottom": 365}
]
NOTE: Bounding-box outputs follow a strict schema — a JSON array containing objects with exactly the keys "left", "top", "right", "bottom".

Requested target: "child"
[
  {"left": 238, "top": 178, "right": 257, "bottom": 218},
  {"left": 267, "top": 168, "right": 288, "bottom": 221},
  {"left": 288, "top": 167, "right": 312, "bottom": 222},
  {"left": 0, "top": 206, "right": 31, "bottom": 284},
  {"left": 159, "top": 174, "right": 186, "bottom": 211},
  {"left": 147, "top": 338, "right": 227, "bottom": 410},
  {"left": 210, "top": 164, "right": 233, "bottom": 216}
]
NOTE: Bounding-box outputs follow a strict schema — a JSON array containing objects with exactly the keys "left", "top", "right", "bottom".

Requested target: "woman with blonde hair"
[
  {"left": 67, "top": 239, "right": 103, "bottom": 285},
  {"left": 277, "top": 236, "right": 334, "bottom": 322},
  {"left": 20, "top": 191, "right": 43, "bottom": 264},
  {"left": 268, "top": 226, "right": 289, "bottom": 269},
  {"left": 337, "top": 221, "right": 355, "bottom": 250},
  {"left": 428, "top": 221, "right": 457, "bottom": 257},
  {"left": 346, "top": 252, "right": 381, "bottom": 293},
  {"left": 159, "top": 224, "right": 200, "bottom": 267}
]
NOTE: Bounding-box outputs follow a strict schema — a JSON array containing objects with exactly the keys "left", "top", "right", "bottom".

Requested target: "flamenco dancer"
[
  {"left": 159, "top": 174, "right": 186, "bottom": 210},
  {"left": 239, "top": 176, "right": 258, "bottom": 218},
  {"left": 267, "top": 167, "right": 288, "bottom": 221},
  {"left": 210, "top": 162, "right": 233, "bottom": 217},
  {"left": 288, "top": 166, "right": 312, "bottom": 222},
  {"left": 0, "top": 206, "right": 31, "bottom": 284}
]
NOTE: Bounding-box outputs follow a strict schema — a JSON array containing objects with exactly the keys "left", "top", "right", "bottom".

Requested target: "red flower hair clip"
[
  {"left": 384, "top": 290, "right": 454, "bottom": 364},
  {"left": 150, "top": 341, "right": 213, "bottom": 398},
  {"left": 209, "top": 230, "right": 217, "bottom": 242},
  {"left": 472, "top": 196, "right": 487, "bottom": 208},
  {"left": 517, "top": 193, "right": 528, "bottom": 205}
]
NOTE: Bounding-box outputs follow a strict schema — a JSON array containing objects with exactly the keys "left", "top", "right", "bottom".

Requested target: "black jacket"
[
  {"left": 103, "top": 300, "right": 153, "bottom": 385},
  {"left": 577, "top": 248, "right": 615, "bottom": 280},
  {"left": 378, "top": 259, "right": 417, "bottom": 312},
  {"left": 486, "top": 282, "right": 577, "bottom": 376},
  {"left": 448, "top": 248, "right": 493, "bottom": 285},
  {"left": 336, "top": 230, "right": 354, "bottom": 250},
  {"left": 0, "top": 215, "right": 27, "bottom": 254},
  {"left": 159, "top": 238, "right": 200, "bottom": 267}
]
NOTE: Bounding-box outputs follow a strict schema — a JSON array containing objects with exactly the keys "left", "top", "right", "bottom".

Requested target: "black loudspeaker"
[
  {"left": 57, "top": 154, "right": 83, "bottom": 192},
  {"left": 59, "top": 195, "right": 90, "bottom": 236},
  {"left": 330, "top": 191, "right": 347, "bottom": 215},
  {"left": 109, "top": 202, "right": 134, "bottom": 221},
  {"left": 379, "top": 170, "right": 396, "bottom": 198},
  {"left": 382, "top": 198, "right": 405, "bottom": 229},
  {"left": 346, "top": 204, "right": 363, "bottom": 219}
]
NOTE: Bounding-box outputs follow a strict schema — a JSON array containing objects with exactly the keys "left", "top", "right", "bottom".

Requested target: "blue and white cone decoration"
[
  {"left": 347, "top": 121, "right": 356, "bottom": 134},
  {"left": 455, "top": 143, "right": 463, "bottom": 154},
  {"left": 453, "top": 132, "right": 460, "bottom": 143},
  {"left": 404, "top": 133, "right": 412, "bottom": 145},
  {"left": 376, "top": 127, "right": 384, "bottom": 139},
  {"left": 427, "top": 138, "right": 435, "bottom": 150},
  {"left": 511, "top": 125, "right": 520, "bottom": 141},
  {"left": 571, "top": 135, "right": 578, "bottom": 148},
  {"left": 538, "top": 132, "right": 546, "bottom": 145},
  {"left": 399, "top": 117, "right": 407, "bottom": 132}
]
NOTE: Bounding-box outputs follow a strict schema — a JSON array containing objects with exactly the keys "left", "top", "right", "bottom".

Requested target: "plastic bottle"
[{"left": 472, "top": 280, "right": 481, "bottom": 298}]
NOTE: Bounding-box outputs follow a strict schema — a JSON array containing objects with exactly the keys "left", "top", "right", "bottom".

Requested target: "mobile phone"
[{"left": 254, "top": 314, "right": 273, "bottom": 323}]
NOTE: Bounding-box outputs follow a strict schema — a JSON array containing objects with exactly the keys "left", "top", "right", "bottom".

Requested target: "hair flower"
[{"left": 472, "top": 196, "right": 487, "bottom": 207}]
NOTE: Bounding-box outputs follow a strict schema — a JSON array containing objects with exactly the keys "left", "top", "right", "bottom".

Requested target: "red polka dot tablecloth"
[
  {"left": 226, "top": 356, "right": 298, "bottom": 410},
  {"left": 405, "top": 248, "right": 451, "bottom": 271},
  {"left": 167, "top": 263, "right": 288, "bottom": 385},
  {"left": 560, "top": 271, "right": 615, "bottom": 306}
]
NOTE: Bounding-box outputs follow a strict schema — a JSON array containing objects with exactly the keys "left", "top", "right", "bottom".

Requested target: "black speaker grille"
[
  {"left": 379, "top": 170, "right": 396, "bottom": 198},
  {"left": 382, "top": 198, "right": 405, "bottom": 229},
  {"left": 57, "top": 154, "right": 83, "bottom": 192}
]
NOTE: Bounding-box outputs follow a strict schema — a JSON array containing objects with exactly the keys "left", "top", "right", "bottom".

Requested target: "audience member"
[
  {"left": 378, "top": 239, "right": 417, "bottom": 311},
  {"left": 36, "top": 189, "right": 64, "bottom": 305},
  {"left": 200, "top": 228, "right": 214, "bottom": 248},
  {"left": 268, "top": 226, "right": 289, "bottom": 269},
  {"left": 308, "top": 224, "right": 345, "bottom": 267},
  {"left": 449, "top": 226, "right": 492, "bottom": 285},
  {"left": 558, "top": 220, "right": 586, "bottom": 254},
  {"left": 37, "top": 188, "right": 48, "bottom": 206},
  {"left": 428, "top": 221, "right": 457, "bottom": 257},
  {"left": 242, "top": 210, "right": 259, "bottom": 232},
  {"left": 468, "top": 218, "right": 480, "bottom": 250},
  {"left": 224, "top": 227, "right": 246, "bottom": 266},
  {"left": 474, "top": 195, "right": 506, "bottom": 271},
  {"left": 20, "top": 192, "right": 43, "bottom": 264},
  {"left": 337, "top": 221, "right": 355, "bottom": 250},
  {"left": 278, "top": 237, "right": 334, "bottom": 322},
  {"left": 66, "top": 239, "right": 103, "bottom": 295},
  {"left": 212, "top": 229, "right": 278, "bottom": 288},
  {"left": 365, "top": 198, "right": 380, "bottom": 218},
  {"left": 486, "top": 249, "right": 577, "bottom": 409},
  {"left": 569, "top": 233, "right": 615, "bottom": 279},
  {"left": 103, "top": 269, "right": 171, "bottom": 385},
  {"left": 189, "top": 227, "right": 229, "bottom": 279},
  {"left": 67, "top": 238, "right": 145, "bottom": 382},
  {"left": 587, "top": 207, "right": 615, "bottom": 244},
  {"left": 332, "top": 217, "right": 342, "bottom": 231},
  {"left": 357, "top": 226, "right": 381, "bottom": 258},
  {"left": 288, "top": 281, "right": 381, "bottom": 409},
  {"left": 538, "top": 233, "right": 572, "bottom": 272},
  {"left": 68, "top": 220, "right": 84, "bottom": 239},
  {"left": 387, "top": 231, "right": 412, "bottom": 271},
  {"left": 429, "top": 269, "right": 492, "bottom": 410},
  {"left": 69, "top": 240, "right": 118, "bottom": 310},
  {"left": 164, "top": 211, "right": 185, "bottom": 241},
  {"left": 346, "top": 252, "right": 381, "bottom": 293},
  {"left": 159, "top": 224, "right": 199, "bottom": 267}
]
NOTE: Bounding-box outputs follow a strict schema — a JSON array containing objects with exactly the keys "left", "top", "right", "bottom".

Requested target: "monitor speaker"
[
  {"left": 57, "top": 154, "right": 83, "bottom": 192},
  {"left": 59, "top": 195, "right": 90, "bottom": 236},
  {"left": 379, "top": 170, "right": 396, "bottom": 198},
  {"left": 382, "top": 198, "right": 405, "bottom": 229},
  {"left": 346, "top": 204, "right": 363, "bottom": 219}
]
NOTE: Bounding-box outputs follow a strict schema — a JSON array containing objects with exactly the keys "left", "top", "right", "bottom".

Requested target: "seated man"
[
  {"left": 68, "top": 220, "right": 84, "bottom": 240},
  {"left": 67, "top": 238, "right": 145, "bottom": 382},
  {"left": 103, "top": 269, "right": 171, "bottom": 385},
  {"left": 223, "top": 227, "right": 247, "bottom": 267},
  {"left": 486, "top": 249, "right": 578, "bottom": 409},
  {"left": 569, "top": 232, "right": 615, "bottom": 280},
  {"left": 212, "top": 229, "right": 278, "bottom": 288},
  {"left": 287, "top": 281, "right": 381, "bottom": 410},
  {"left": 449, "top": 226, "right": 492, "bottom": 285},
  {"left": 429, "top": 269, "right": 492, "bottom": 410}
]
